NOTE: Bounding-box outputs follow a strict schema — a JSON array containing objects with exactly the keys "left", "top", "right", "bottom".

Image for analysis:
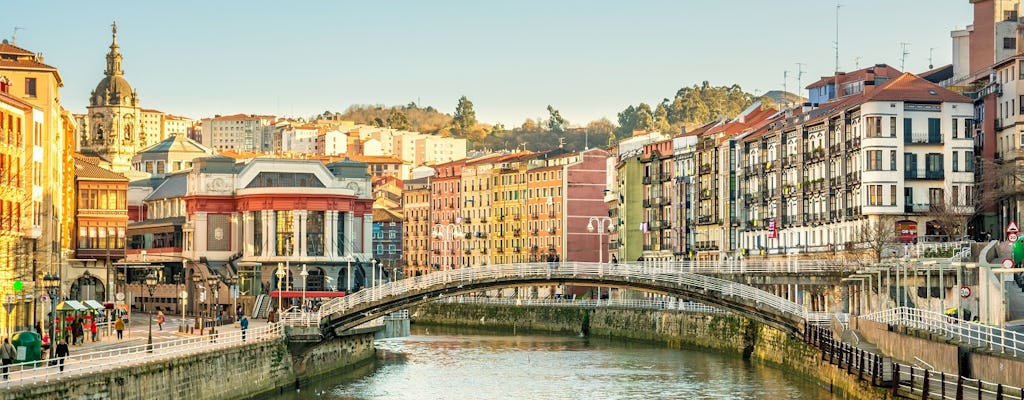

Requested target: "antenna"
[
  {"left": 782, "top": 70, "right": 790, "bottom": 108},
  {"left": 12, "top": 27, "right": 24, "bottom": 45},
  {"left": 834, "top": 3, "right": 842, "bottom": 73},
  {"left": 796, "top": 63, "right": 806, "bottom": 97},
  {"left": 900, "top": 42, "right": 911, "bottom": 71},
  {"left": 854, "top": 56, "right": 862, "bottom": 69},
  {"left": 928, "top": 47, "right": 937, "bottom": 69}
]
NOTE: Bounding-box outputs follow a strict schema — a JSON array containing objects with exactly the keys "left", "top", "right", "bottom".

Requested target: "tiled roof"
[
  {"left": 137, "top": 135, "right": 215, "bottom": 155},
  {"left": 0, "top": 43, "right": 35, "bottom": 56},
  {"left": 346, "top": 154, "right": 406, "bottom": 164},
  {"left": 372, "top": 207, "right": 403, "bottom": 222},
  {"left": 74, "top": 155, "right": 128, "bottom": 181},
  {"left": 145, "top": 173, "right": 188, "bottom": 201},
  {"left": 0, "top": 58, "right": 59, "bottom": 72},
  {"left": 805, "top": 64, "right": 902, "bottom": 89},
  {"left": 863, "top": 72, "right": 971, "bottom": 103}
]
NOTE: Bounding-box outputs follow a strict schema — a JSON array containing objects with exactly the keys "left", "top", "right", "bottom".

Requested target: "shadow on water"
[{"left": 271, "top": 325, "right": 839, "bottom": 400}]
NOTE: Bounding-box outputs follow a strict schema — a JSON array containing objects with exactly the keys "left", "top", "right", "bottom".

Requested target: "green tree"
[
  {"left": 453, "top": 96, "right": 477, "bottom": 136},
  {"left": 634, "top": 103, "right": 656, "bottom": 132},
  {"left": 615, "top": 105, "right": 638, "bottom": 138},
  {"left": 387, "top": 110, "right": 410, "bottom": 131},
  {"left": 546, "top": 105, "right": 567, "bottom": 133},
  {"left": 654, "top": 102, "right": 671, "bottom": 133}
]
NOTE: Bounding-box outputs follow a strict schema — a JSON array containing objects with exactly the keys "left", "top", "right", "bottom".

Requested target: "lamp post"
[
  {"left": 345, "top": 255, "right": 353, "bottom": 293},
  {"left": 179, "top": 290, "right": 187, "bottom": 333},
  {"left": 275, "top": 264, "right": 286, "bottom": 316},
  {"left": 42, "top": 273, "right": 60, "bottom": 359},
  {"left": 371, "top": 259, "right": 378, "bottom": 288},
  {"left": 145, "top": 272, "right": 157, "bottom": 351},
  {"left": 587, "top": 216, "right": 612, "bottom": 301},
  {"left": 208, "top": 275, "right": 220, "bottom": 333},
  {"left": 191, "top": 273, "right": 203, "bottom": 318},
  {"left": 3, "top": 294, "right": 14, "bottom": 338},
  {"left": 432, "top": 224, "right": 463, "bottom": 272},
  {"left": 299, "top": 264, "right": 308, "bottom": 311}
]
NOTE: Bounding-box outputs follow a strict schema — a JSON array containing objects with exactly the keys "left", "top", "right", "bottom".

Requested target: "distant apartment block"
[{"left": 200, "top": 114, "right": 275, "bottom": 152}]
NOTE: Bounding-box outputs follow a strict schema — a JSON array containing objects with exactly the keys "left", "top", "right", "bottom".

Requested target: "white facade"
[{"left": 200, "top": 114, "right": 275, "bottom": 152}]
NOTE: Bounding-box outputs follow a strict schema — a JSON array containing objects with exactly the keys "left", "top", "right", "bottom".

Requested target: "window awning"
[
  {"left": 56, "top": 300, "right": 89, "bottom": 312},
  {"left": 83, "top": 300, "right": 106, "bottom": 310}
]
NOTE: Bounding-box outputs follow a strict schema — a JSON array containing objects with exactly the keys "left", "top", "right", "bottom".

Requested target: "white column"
[
  {"left": 363, "top": 215, "right": 373, "bottom": 257},
  {"left": 346, "top": 212, "right": 355, "bottom": 254},
  {"left": 325, "top": 210, "right": 337, "bottom": 258},
  {"left": 195, "top": 212, "right": 209, "bottom": 253},
  {"left": 266, "top": 210, "right": 276, "bottom": 256},
  {"left": 243, "top": 212, "right": 254, "bottom": 257},
  {"left": 292, "top": 210, "right": 302, "bottom": 257}
]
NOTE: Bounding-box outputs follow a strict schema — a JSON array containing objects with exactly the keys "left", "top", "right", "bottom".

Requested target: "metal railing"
[
  {"left": 806, "top": 325, "right": 1023, "bottom": 399},
  {"left": 304, "top": 262, "right": 813, "bottom": 331},
  {"left": 435, "top": 296, "right": 727, "bottom": 314},
  {"left": 862, "top": 307, "right": 1024, "bottom": 358},
  {"left": 0, "top": 322, "right": 283, "bottom": 388}
]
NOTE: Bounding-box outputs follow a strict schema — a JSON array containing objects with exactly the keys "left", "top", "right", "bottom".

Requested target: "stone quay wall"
[
  {"left": 0, "top": 332, "right": 376, "bottom": 400},
  {"left": 411, "top": 302, "right": 895, "bottom": 400}
]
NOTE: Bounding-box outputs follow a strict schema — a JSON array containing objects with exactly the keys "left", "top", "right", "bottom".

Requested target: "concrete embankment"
[
  {"left": 0, "top": 329, "right": 376, "bottom": 400},
  {"left": 410, "top": 302, "right": 896, "bottom": 400}
]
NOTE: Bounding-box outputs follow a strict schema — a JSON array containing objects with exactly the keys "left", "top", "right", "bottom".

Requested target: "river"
[{"left": 276, "top": 325, "right": 839, "bottom": 400}]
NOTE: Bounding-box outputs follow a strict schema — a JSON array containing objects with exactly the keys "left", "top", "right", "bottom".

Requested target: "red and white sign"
[
  {"left": 959, "top": 286, "right": 972, "bottom": 298},
  {"left": 1010, "top": 233, "right": 1020, "bottom": 242},
  {"left": 1007, "top": 221, "right": 1019, "bottom": 233},
  {"left": 767, "top": 217, "right": 777, "bottom": 239},
  {"left": 1003, "top": 258, "right": 1016, "bottom": 269}
]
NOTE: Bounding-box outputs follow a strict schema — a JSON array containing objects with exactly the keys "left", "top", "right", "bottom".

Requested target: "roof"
[
  {"left": 346, "top": 154, "right": 406, "bottom": 164},
  {"left": 0, "top": 42, "right": 35, "bottom": 57},
  {"left": 74, "top": 154, "right": 128, "bottom": 182},
  {"left": 145, "top": 173, "right": 188, "bottom": 201},
  {"left": 863, "top": 72, "right": 972, "bottom": 103},
  {"left": 372, "top": 207, "right": 404, "bottom": 222},
  {"left": 804, "top": 64, "right": 902, "bottom": 89},
  {"left": 136, "top": 135, "right": 215, "bottom": 155}
]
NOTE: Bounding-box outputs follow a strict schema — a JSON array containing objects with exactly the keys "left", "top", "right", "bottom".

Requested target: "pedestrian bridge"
[{"left": 282, "top": 262, "right": 833, "bottom": 338}]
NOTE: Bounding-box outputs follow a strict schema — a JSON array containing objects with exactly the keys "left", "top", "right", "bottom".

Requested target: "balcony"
[
  {"left": 904, "top": 169, "right": 945, "bottom": 180},
  {"left": 464, "top": 249, "right": 472, "bottom": 255},
  {"left": 846, "top": 172, "right": 861, "bottom": 185},
  {"left": 496, "top": 247, "right": 504, "bottom": 253},
  {"left": 650, "top": 220, "right": 662, "bottom": 230},
  {"left": 513, "top": 214, "right": 521, "bottom": 221},
  {"left": 699, "top": 164, "right": 712, "bottom": 174},
  {"left": 643, "top": 175, "right": 652, "bottom": 184},
  {"left": 846, "top": 138, "right": 861, "bottom": 151},
  {"left": 643, "top": 199, "right": 652, "bottom": 208},
  {"left": 513, "top": 229, "right": 521, "bottom": 237},
  {"left": 513, "top": 247, "right": 521, "bottom": 253},
  {"left": 548, "top": 212, "right": 556, "bottom": 218},
  {"left": 643, "top": 245, "right": 653, "bottom": 251},
  {"left": 531, "top": 228, "right": 538, "bottom": 235},
  {"left": 464, "top": 232, "right": 472, "bottom": 239},
  {"left": 904, "top": 133, "right": 943, "bottom": 145},
  {"left": 697, "top": 215, "right": 713, "bottom": 224},
  {"left": 464, "top": 217, "right": 473, "bottom": 224},
  {"left": 549, "top": 228, "right": 557, "bottom": 234},
  {"left": 661, "top": 172, "right": 672, "bottom": 182},
  {"left": 531, "top": 212, "right": 538, "bottom": 219}
]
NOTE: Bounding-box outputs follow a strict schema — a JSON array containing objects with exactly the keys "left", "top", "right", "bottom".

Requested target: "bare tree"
[
  {"left": 853, "top": 215, "right": 898, "bottom": 265},
  {"left": 925, "top": 191, "right": 981, "bottom": 241}
]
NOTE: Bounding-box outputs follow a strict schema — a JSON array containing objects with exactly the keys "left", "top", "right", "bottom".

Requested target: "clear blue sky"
[{"left": 3, "top": 1, "right": 971, "bottom": 126}]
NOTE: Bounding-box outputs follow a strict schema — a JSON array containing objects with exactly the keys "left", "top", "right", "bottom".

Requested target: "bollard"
[
  {"left": 922, "top": 369, "right": 930, "bottom": 400},
  {"left": 892, "top": 363, "right": 899, "bottom": 395}
]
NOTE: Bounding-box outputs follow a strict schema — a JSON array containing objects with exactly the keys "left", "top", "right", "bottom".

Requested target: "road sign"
[
  {"left": 116, "top": 293, "right": 125, "bottom": 301},
  {"left": 1003, "top": 258, "right": 1016, "bottom": 269},
  {"left": 960, "top": 286, "right": 972, "bottom": 298},
  {"left": 1010, "top": 233, "right": 1019, "bottom": 242},
  {"left": 1008, "top": 221, "right": 1019, "bottom": 233}
]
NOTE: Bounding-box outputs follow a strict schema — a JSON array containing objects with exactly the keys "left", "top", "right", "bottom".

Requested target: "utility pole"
[
  {"left": 928, "top": 47, "right": 937, "bottom": 69},
  {"left": 796, "top": 63, "right": 806, "bottom": 100},
  {"left": 782, "top": 71, "right": 790, "bottom": 108},
  {"left": 12, "top": 27, "right": 24, "bottom": 45}
]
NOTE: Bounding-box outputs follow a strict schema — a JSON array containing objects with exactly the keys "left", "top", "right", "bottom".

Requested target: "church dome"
[{"left": 92, "top": 75, "right": 134, "bottom": 106}]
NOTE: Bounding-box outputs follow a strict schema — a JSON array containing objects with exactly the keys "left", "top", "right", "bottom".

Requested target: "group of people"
[{"left": 65, "top": 317, "right": 99, "bottom": 345}]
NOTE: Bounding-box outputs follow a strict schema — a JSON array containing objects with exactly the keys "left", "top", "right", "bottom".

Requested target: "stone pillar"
[
  {"left": 243, "top": 211, "right": 253, "bottom": 257},
  {"left": 325, "top": 210, "right": 337, "bottom": 258},
  {"left": 266, "top": 210, "right": 276, "bottom": 256},
  {"left": 363, "top": 215, "right": 373, "bottom": 257}
]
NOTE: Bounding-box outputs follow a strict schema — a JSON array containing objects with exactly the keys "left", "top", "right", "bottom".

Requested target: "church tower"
[{"left": 79, "top": 22, "right": 142, "bottom": 172}]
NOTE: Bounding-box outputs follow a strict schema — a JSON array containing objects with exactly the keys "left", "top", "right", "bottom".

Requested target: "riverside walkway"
[{"left": 0, "top": 314, "right": 279, "bottom": 389}]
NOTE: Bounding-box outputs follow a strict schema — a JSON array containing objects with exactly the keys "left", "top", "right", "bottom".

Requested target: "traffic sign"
[
  {"left": 960, "top": 286, "right": 972, "bottom": 298},
  {"left": 1003, "top": 258, "right": 1016, "bottom": 269},
  {"left": 1008, "top": 220, "right": 1019, "bottom": 233},
  {"left": 1010, "top": 233, "right": 1019, "bottom": 242}
]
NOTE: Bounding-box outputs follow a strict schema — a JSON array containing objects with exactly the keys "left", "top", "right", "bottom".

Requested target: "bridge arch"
[{"left": 309, "top": 263, "right": 816, "bottom": 338}]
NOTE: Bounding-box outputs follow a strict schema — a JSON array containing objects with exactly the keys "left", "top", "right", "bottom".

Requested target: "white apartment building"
[{"left": 200, "top": 113, "right": 275, "bottom": 152}]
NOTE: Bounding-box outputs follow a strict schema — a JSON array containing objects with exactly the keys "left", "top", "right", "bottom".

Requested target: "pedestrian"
[
  {"left": 114, "top": 316, "right": 125, "bottom": 340},
  {"left": 89, "top": 319, "right": 98, "bottom": 342},
  {"left": 611, "top": 254, "right": 618, "bottom": 266},
  {"left": 236, "top": 305, "right": 243, "bottom": 321},
  {"left": 240, "top": 315, "right": 249, "bottom": 341},
  {"left": 55, "top": 338, "right": 70, "bottom": 372},
  {"left": 0, "top": 338, "right": 16, "bottom": 380},
  {"left": 73, "top": 318, "right": 84, "bottom": 345},
  {"left": 157, "top": 311, "right": 165, "bottom": 331}
]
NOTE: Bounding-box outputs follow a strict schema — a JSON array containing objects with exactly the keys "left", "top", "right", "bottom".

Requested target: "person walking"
[
  {"left": 239, "top": 315, "right": 249, "bottom": 341},
  {"left": 55, "top": 338, "right": 70, "bottom": 372},
  {"left": 73, "top": 318, "right": 84, "bottom": 346},
  {"left": 156, "top": 311, "right": 165, "bottom": 331},
  {"left": 0, "top": 338, "right": 16, "bottom": 380},
  {"left": 114, "top": 317, "right": 125, "bottom": 340},
  {"left": 89, "top": 319, "right": 98, "bottom": 342}
]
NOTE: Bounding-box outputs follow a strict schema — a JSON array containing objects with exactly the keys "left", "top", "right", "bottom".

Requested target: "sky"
[{"left": 3, "top": 1, "right": 972, "bottom": 126}]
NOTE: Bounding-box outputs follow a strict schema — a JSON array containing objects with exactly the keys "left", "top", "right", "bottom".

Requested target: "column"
[
  {"left": 292, "top": 210, "right": 302, "bottom": 258},
  {"left": 325, "top": 210, "right": 337, "bottom": 258},
  {"left": 266, "top": 210, "right": 276, "bottom": 256},
  {"left": 297, "top": 210, "right": 309, "bottom": 257},
  {"left": 195, "top": 212, "right": 209, "bottom": 253},
  {"left": 363, "top": 216, "right": 373, "bottom": 258},
  {"left": 243, "top": 212, "right": 253, "bottom": 257}
]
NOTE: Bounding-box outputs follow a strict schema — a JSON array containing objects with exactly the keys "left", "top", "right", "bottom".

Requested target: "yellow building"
[{"left": 0, "top": 40, "right": 70, "bottom": 331}]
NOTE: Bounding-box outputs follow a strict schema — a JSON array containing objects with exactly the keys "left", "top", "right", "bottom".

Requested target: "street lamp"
[
  {"left": 4, "top": 294, "right": 14, "bottom": 338},
  {"left": 179, "top": 290, "right": 187, "bottom": 333},
  {"left": 191, "top": 273, "right": 203, "bottom": 318},
  {"left": 587, "top": 216, "right": 613, "bottom": 263},
  {"left": 208, "top": 275, "right": 220, "bottom": 333},
  {"left": 300, "top": 264, "right": 308, "bottom": 311},
  {"left": 145, "top": 272, "right": 157, "bottom": 351},
  {"left": 275, "top": 264, "right": 286, "bottom": 316},
  {"left": 432, "top": 224, "right": 463, "bottom": 272},
  {"left": 42, "top": 273, "right": 60, "bottom": 359}
]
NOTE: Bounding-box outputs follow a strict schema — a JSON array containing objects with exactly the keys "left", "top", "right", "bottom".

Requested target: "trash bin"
[{"left": 12, "top": 331, "right": 42, "bottom": 363}]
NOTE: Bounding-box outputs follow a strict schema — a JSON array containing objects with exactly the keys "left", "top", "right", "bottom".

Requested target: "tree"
[
  {"left": 387, "top": 110, "right": 410, "bottom": 131},
  {"left": 614, "top": 105, "right": 638, "bottom": 138},
  {"left": 654, "top": 102, "right": 672, "bottom": 134},
  {"left": 453, "top": 96, "right": 477, "bottom": 137},
  {"left": 546, "top": 105, "right": 567, "bottom": 134},
  {"left": 585, "top": 118, "right": 616, "bottom": 147},
  {"left": 854, "top": 215, "right": 899, "bottom": 264},
  {"left": 634, "top": 103, "right": 656, "bottom": 132},
  {"left": 925, "top": 191, "right": 981, "bottom": 241}
]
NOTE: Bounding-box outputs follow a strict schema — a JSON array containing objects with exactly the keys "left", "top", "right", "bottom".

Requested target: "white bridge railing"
[
  {"left": 437, "top": 296, "right": 727, "bottom": 314},
  {"left": 288, "top": 262, "right": 815, "bottom": 330},
  {"left": 862, "top": 307, "right": 1024, "bottom": 358},
  {"left": 0, "top": 323, "right": 283, "bottom": 388}
]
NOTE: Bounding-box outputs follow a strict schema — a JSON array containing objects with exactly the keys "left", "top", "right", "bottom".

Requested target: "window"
[
  {"left": 866, "top": 150, "right": 883, "bottom": 170},
  {"left": 890, "top": 117, "right": 896, "bottom": 136},
  {"left": 336, "top": 212, "right": 347, "bottom": 255},
  {"left": 252, "top": 211, "right": 262, "bottom": 256},
  {"left": 904, "top": 118, "right": 912, "bottom": 138},
  {"left": 952, "top": 118, "right": 959, "bottom": 138},
  {"left": 965, "top": 119, "right": 975, "bottom": 138},
  {"left": 966, "top": 151, "right": 975, "bottom": 172},
  {"left": 952, "top": 151, "right": 959, "bottom": 171},
  {"left": 952, "top": 185, "right": 960, "bottom": 206},
  {"left": 307, "top": 211, "right": 324, "bottom": 256},
  {"left": 868, "top": 185, "right": 884, "bottom": 206},
  {"left": 890, "top": 185, "right": 897, "bottom": 206},
  {"left": 927, "top": 118, "right": 941, "bottom": 142},
  {"left": 24, "top": 78, "right": 36, "bottom": 97},
  {"left": 276, "top": 211, "right": 294, "bottom": 256},
  {"left": 866, "top": 117, "right": 883, "bottom": 137},
  {"left": 1005, "top": 37, "right": 1017, "bottom": 50},
  {"left": 890, "top": 150, "right": 896, "bottom": 170}
]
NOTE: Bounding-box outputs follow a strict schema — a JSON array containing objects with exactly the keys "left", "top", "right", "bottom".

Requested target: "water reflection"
[{"left": 276, "top": 325, "right": 837, "bottom": 400}]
